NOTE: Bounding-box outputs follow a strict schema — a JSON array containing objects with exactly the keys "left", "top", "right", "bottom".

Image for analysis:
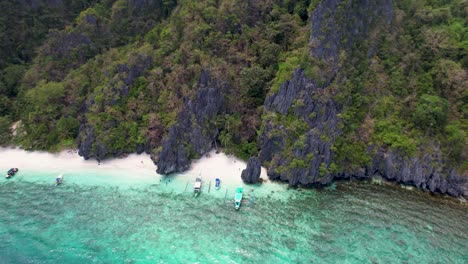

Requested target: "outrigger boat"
[
  {"left": 215, "top": 178, "right": 221, "bottom": 190},
  {"left": 234, "top": 187, "right": 243, "bottom": 210},
  {"left": 193, "top": 177, "right": 202, "bottom": 196},
  {"left": 55, "top": 174, "right": 64, "bottom": 186},
  {"left": 5, "top": 168, "right": 18, "bottom": 179}
]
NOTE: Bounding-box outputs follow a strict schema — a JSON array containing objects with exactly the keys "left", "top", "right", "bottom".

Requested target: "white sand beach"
[{"left": 0, "top": 148, "right": 291, "bottom": 198}]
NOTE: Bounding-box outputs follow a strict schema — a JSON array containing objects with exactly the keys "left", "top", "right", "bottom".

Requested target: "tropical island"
[{"left": 0, "top": 0, "right": 466, "bottom": 198}]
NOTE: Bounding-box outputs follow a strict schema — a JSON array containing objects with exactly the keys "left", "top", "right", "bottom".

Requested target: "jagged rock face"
[
  {"left": 43, "top": 31, "right": 92, "bottom": 60},
  {"left": 77, "top": 52, "right": 152, "bottom": 161},
  {"left": 259, "top": 0, "right": 392, "bottom": 186},
  {"left": 335, "top": 145, "right": 468, "bottom": 198},
  {"left": 259, "top": 69, "right": 341, "bottom": 185},
  {"left": 309, "top": 0, "right": 393, "bottom": 76},
  {"left": 257, "top": 0, "right": 468, "bottom": 198},
  {"left": 241, "top": 157, "right": 262, "bottom": 184},
  {"left": 367, "top": 146, "right": 468, "bottom": 197},
  {"left": 23, "top": 0, "right": 63, "bottom": 9},
  {"left": 155, "top": 71, "right": 225, "bottom": 174}
]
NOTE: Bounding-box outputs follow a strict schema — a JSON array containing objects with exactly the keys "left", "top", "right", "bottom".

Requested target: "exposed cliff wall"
[
  {"left": 155, "top": 71, "right": 225, "bottom": 174},
  {"left": 78, "top": 52, "right": 153, "bottom": 161},
  {"left": 259, "top": 0, "right": 393, "bottom": 185},
  {"left": 6, "top": 0, "right": 466, "bottom": 198},
  {"left": 241, "top": 157, "right": 262, "bottom": 184},
  {"left": 332, "top": 144, "right": 468, "bottom": 198},
  {"left": 365, "top": 146, "right": 468, "bottom": 197},
  {"left": 259, "top": 69, "right": 341, "bottom": 185},
  {"left": 258, "top": 0, "right": 468, "bottom": 198}
]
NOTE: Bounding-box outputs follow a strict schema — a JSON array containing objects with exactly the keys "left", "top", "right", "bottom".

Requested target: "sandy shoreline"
[
  {"left": 0, "top": 147, "right": 154, "bottom": 172},
  {"left": 0, "top": 147, "right": 289, "bottom": 198}
]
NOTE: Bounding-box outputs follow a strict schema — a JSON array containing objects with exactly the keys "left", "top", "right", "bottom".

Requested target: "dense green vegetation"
[
  {"left": 0, "top": 0, "right": 466, "bottom": 173},
  {"left": 331, "top": 0, "right": 467, "bottom": 172},
  {"left": 0, "top": 0, "right": 98, "bottom": 135}
]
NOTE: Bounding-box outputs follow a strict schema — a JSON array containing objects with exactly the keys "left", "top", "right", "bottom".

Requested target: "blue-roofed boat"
[
  {"left": 215, "top": 178, "right": 221, "bottom": 190},
  {"left": 55, "top": 174, "right": 64, "bottom": 186},
  {"left": 5, "top": 168, "right": 18, "bottom": 179}
]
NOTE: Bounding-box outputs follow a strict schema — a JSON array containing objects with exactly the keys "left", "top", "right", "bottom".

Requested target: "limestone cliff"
[
  {"left": 258, "top": 0, "right": 467, "bottom": 198},
  {"left": 155, "top": 71, "right": 225, "bottom": 174}
]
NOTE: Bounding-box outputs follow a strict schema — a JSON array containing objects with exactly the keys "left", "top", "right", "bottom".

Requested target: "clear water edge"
[{"left": 0, "top": 169, "right": 467, "bottom": 263}]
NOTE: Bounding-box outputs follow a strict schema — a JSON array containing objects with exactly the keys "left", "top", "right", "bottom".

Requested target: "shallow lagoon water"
[{"left": 1, "top": 168, "right": 467, "bottom": 263}]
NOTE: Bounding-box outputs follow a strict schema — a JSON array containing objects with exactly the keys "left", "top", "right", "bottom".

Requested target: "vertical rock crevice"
[
  {"left": 258, "top": 0, "right": 468, "bottom": 198},
  {"left": 259, "top": 0, "right": 393, "bottom": 185},
  {"left": 155, "top": 71, "right": 225, "bottom": 174}
]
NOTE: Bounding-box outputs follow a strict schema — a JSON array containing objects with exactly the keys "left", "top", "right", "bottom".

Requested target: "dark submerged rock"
[{"left": 241, "top": 157, "right": 262, "bottom": 184}]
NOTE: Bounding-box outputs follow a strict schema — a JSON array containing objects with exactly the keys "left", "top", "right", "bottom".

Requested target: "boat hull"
[
  {"left": 234, "top": 187, "right": 243, "bottom": 210},
  {"left": 5, "top": 168, "right": 18, "bottom": 179},
  {"left": 56, "top": 174, "right": 64, "bottom": 186},
  {"left": 193, "top": 177, "right": 202, "bottom": 196}
]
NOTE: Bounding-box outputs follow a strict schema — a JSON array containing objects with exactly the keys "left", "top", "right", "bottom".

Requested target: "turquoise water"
[{"left": 1, "top": 172, "right": 467, "bottom": 263}]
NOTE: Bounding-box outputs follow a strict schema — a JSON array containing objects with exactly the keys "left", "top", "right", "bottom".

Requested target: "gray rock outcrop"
[
  {"left": 368, "top": 146, "right": 468, "bottom": 197},
  {"left": 259, "top": 69, "right": 341, "bottom": 186},
  {"left": 78, "top": 52, "right": 153, "bottom": 161},
  {"left": 334, "top": 144, "right": 468, "bottom": 198},
  {"left": 241, "top": 157, "right": 262, "bottom": 184},
  {"left": 257, "top": 0, "right": 468, "bottom": 198},
  {"left": 155, "top": 71, "right": 225, "bottom": 174},
  {"left": 259, "top": 0, "right": 393, "bottom": 186}
]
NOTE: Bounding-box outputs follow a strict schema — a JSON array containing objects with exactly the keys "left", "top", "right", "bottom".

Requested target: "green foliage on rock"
[
  {"left": 413, "top": 95, "right": 449, "bottom": 130},
  {"left": 0, "top": 0, "right": 464, "bottom": 175},
  {"left": 0, "top": 116, "right": 11, "bottom": 145},
  {"left": 330, "top": 0, "right": 467, "bottom": 172}
]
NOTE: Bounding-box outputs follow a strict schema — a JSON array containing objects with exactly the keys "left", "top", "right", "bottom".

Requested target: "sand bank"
[{"left": 0, "top": 148, "right": 292, "bottom": 198}]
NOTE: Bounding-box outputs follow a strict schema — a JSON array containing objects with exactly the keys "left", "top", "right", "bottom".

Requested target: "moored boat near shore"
[
  {"left": 234, "top": 187, "right": 243, "bottom": 210},
  {"left": 5, "top": 168, "right": 18, "bottom": 179},
  {"left": 55, "top": 174, "right": 64, "bottom": 186},
  {"left": 215, "top": 178, "right": 221, "bottom": 190},
  {"left": 194, "top": 177, "right": 202, "bottom": 196}
]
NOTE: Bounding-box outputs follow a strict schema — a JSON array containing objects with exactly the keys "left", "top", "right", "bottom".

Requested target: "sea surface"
[{"left": 0, "top": 170, "right": 467, "bottom": 263}]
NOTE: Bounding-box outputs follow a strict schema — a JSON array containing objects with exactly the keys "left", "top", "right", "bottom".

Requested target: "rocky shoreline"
[
  {"left": 150, "top": 0, "right": 468, "bottom": 198},
  {"left": 66, "top": 0, "right": 467, "bottom": 199}
]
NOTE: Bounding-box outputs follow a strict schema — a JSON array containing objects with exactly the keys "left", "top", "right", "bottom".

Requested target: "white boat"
[
  {"left": 193, "top": 177, "right": 202, "bottom": 196},
  {"left": 55, "top": 174, "right": 64, "bottom": 186}
]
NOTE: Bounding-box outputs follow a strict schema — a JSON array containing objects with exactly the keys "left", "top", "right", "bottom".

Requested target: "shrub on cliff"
[{"left": 413, "top": 94, "right": 449, "bottom": 131}]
